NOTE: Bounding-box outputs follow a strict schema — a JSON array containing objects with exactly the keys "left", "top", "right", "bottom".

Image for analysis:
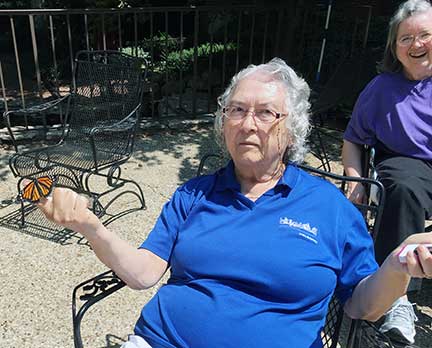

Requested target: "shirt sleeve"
[
  {"left": 334, "top": 203, "right": 379, "bottom": 304},
  {"left": 343, "top": 79, "right": 378, "bottom": 146},
  {"left": 139, "top": 184, "right": 194, "bottom": 263}
]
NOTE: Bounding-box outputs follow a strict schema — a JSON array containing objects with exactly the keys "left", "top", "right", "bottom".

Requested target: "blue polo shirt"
[{"left": 135, "top": 162, "right": 378, "bottom": 348}]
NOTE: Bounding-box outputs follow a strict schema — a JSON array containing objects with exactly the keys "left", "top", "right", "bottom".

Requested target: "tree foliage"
[{"left": 122, "top": 32, "right": 236, "bottom": 76}]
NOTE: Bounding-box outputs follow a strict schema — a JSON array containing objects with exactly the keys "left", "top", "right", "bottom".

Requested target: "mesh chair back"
[{"left": 68, "top": 51, "right": 145, "bottom": 140}]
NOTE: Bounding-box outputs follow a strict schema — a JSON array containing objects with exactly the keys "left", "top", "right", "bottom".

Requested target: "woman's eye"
[
  {"left": 258, "top": 109, "right": 273, "bottom": 117},
  {"left": 400, "top": 36, "right": 412, "bottom": 44},
  {"left": 421, "top": 32, "right": 431, "bottom": 40},
  {"left": 232, "top": 106, "right": 244, "bottom": 113}
]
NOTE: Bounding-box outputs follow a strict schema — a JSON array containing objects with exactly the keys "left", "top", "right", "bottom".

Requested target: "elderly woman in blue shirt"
[
  {"left": 37, "top": 57, "right": 432, "bottom": 348},
  {"left": 342, "top": 0, "right": 432, "bottom": 344}
]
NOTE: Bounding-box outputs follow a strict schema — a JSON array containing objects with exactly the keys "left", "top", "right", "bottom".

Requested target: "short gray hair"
[
  {"left": 214, "top": 58, "right": 311, "bottom": 163},
  {"left": 380, "top": 0, "right": 432, "bottom": 73}
]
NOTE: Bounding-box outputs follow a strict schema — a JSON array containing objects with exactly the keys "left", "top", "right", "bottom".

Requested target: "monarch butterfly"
[{"left": 20, "top": 175, "right": 57, "bottom": 203}]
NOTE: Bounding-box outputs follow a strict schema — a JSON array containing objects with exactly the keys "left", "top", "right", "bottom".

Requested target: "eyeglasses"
[
  {"left": 397, "top": 31, "right": 432, "bottom": 47},
  {"left": 222, "top": 105, "right": 286, "bottom": 124}
]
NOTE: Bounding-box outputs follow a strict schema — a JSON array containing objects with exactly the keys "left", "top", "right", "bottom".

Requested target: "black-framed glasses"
[
  {"left": 397, "top": 31, "right": 432, "bottom": 47},
  {"left": 222, "top": 105, "right": 285, "bottom": 124}
]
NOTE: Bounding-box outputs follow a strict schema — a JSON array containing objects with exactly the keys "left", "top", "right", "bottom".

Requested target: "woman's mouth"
[
  {"left": 239, "top": 142, "right": 259, "bottom": 147},
  {"left": 409, "top": 51, "right": 428, "bottom": 59}
]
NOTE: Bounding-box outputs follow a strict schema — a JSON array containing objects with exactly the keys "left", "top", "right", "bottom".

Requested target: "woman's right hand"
[
  {"left": 347, "top": 182, "right": 366, "bottom": 204},
  {"left": 37, "top": 187, "right": 102, "bottom": 235}
]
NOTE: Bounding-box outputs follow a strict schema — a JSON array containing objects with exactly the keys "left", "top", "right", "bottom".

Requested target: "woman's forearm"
[
  {"left": 342, "top": 140, "right": 364, "bottom": 177},
  {"left": 83, "top": 222, "right": 168, "bottom": 290},
  {"left": 344, "top": 259, "right": 410, "bottom": 321}
]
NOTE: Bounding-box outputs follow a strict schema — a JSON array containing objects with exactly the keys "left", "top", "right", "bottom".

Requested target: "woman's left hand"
[{"left": 389, "top": 232, "right": 432, "bottom": 279}]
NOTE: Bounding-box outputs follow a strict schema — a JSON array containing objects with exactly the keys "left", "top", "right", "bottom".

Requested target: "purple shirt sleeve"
[{"left": 343, "top": 78, "right": 379, "bottom": 146}]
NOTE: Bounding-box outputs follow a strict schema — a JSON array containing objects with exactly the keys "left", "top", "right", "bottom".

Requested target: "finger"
[
  {"left": 37, "top": 196, "right": 48, "bottom": 205},
  {"left": 74, "top": 194, "right": 90, "bottom": 213},
  {"left": 406, "top": 250, "right": 424, "bottom": 278},
  {"left": 416, "top": 245, "right": 432, "bottom": 278},
  {"left": 36, "top": 195, "right": 54, "bottom": 217},
  {"left": 50, "top": 187, "right": 78, "bottom": 221},
  {"left": 21, "top": 178, "right": 32, "bottom": 188}
]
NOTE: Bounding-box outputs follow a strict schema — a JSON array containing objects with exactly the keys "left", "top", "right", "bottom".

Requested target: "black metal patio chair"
[
  {"left": 72, "top": 154, "right": 386, "bottom": 348},
  {"left": 362, "top": 145, "right": 432, "bottom": 233},
  {"left": 3, "top": 50, "right": 147, "bottom": 225}
]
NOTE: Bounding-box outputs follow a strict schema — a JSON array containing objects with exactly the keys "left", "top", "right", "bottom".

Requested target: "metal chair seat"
[{"left": 10, "top": 140, "right": 127, "bottom": 176}]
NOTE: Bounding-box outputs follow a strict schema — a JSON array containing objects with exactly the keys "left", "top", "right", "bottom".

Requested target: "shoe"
[{"left": 379, "top": 297, "right": 418, "bottom": 345}]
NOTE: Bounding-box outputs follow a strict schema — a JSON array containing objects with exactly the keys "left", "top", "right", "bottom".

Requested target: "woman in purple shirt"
[{"left": 342, "top": 0, "right": 432, "bottom": 345}]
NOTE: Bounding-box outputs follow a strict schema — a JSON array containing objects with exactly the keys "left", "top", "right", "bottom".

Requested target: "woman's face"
[
  {"left": 396, "top": 10, "right": 432, "bottom": 80},
  {"left": 223, "top": 74, "right": 291, "bottom": 172}
]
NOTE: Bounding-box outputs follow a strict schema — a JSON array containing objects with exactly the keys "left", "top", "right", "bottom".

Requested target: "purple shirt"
[{"left": 344, "top": 72, "right": 432, "bottom": 161}]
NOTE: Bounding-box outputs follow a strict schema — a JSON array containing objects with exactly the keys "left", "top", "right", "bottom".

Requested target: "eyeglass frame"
[
  {"left": 222, "top": 104, "right": 287, "bottom": 124},
  {"left": 396, "top": 31, "right": 432, "bottom": 47}
]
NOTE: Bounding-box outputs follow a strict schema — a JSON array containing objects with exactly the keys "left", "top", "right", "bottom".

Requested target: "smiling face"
[
  {"left": 223, "top": 73, "right": 291, "bottom": 176},
  {"left": 396, "top": 9, "right": 432, "bottom": 80}
]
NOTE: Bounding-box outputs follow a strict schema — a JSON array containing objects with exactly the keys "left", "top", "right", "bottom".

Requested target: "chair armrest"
[
  {"left": 299, "top": 163, "right": 386, "bottom": 240},
  {"left": 89, "top": 103, "right": 141, "bottom": 136},
  {"left": 197, "top": 153, "right": 224, "bottom": 176},
  {"left": 4, "top": 95, "right": 70, "bottom": 117},
  {"left": 72, "top": 269, "right": 126, "bottom": 348},
  {"left": 3, "top": 95, "right": 71, "bottom": 151}
]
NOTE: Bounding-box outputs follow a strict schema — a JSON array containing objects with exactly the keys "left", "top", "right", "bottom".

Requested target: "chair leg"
[
  {"left": 20, "top": 199, "right": 25, "bottom": 227},
  {"left": 346, "top": 319, "right": 368, "bottom": 348},
  {"left": 16, "top": 178, "right": 26, "bottom": 227}
]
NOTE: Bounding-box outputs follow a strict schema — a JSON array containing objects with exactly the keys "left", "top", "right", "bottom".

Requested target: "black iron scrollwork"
[
  {"left": 35, "top": 152, "right": 52, "bottom": 171},
  {"left": 79, "top": 271, "right": 125, "bottom": 302},
  {"left": 107, "top": 164, "right": 123, "bottom": 188}
]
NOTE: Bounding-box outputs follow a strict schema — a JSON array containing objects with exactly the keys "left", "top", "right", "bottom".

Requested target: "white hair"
[{"left": 214, "top": 58, "right": 311, "bottom": 163}]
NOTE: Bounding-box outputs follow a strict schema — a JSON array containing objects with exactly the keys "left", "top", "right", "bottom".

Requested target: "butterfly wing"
[
  {"left": 35, "top": 176, "right": 55, "bottom": 197},
  {"left": 21, "top": 179, "right": 40, "bottom": 203},
  {"left": 21, "top": 175, "right": 56, "bottom": 203}
]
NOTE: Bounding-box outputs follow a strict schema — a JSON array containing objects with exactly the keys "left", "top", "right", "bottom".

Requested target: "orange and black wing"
[
  {"left": 21, "top": 175, "right": 56, "bottom": 203},
  {"left": 21, "top": 179, "right": 40, "bottom": 202},
  {"left": 35, "top": 176, "right": 55, "bottom": 197}
]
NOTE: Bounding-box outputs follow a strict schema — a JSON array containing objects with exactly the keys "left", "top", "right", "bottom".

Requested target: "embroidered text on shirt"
[{"left": 279, "top": 217, "right": 318, "bottom": 236}]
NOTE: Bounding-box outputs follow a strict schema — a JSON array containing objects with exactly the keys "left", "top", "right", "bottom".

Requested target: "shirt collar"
[{"left": 215, "top": 160, "right": 298, "bottom": 192}]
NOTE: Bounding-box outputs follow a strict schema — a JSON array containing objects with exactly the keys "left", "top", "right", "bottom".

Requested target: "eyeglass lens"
[{"left": 398, "top": 32, "right": 432, "bottom": 46}]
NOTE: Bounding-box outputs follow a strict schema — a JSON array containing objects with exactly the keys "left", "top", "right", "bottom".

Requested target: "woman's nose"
[
  {"left": 412, "top": 40, "right": 423, "bottom": 48},
  {"left": 412, "top": 36, "right": 426, "bottom": 48},
  {"left": 241, "top": 110, "right": 258, "bottom": 129}
]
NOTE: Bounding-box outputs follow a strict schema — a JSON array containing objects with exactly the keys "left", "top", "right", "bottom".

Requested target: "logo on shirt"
[
  {"left": 279, "top": 217, "right": 319, "bottom": 244},
  {"left": 279, "top": 217, "right": 318, "bottom": 235}
]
